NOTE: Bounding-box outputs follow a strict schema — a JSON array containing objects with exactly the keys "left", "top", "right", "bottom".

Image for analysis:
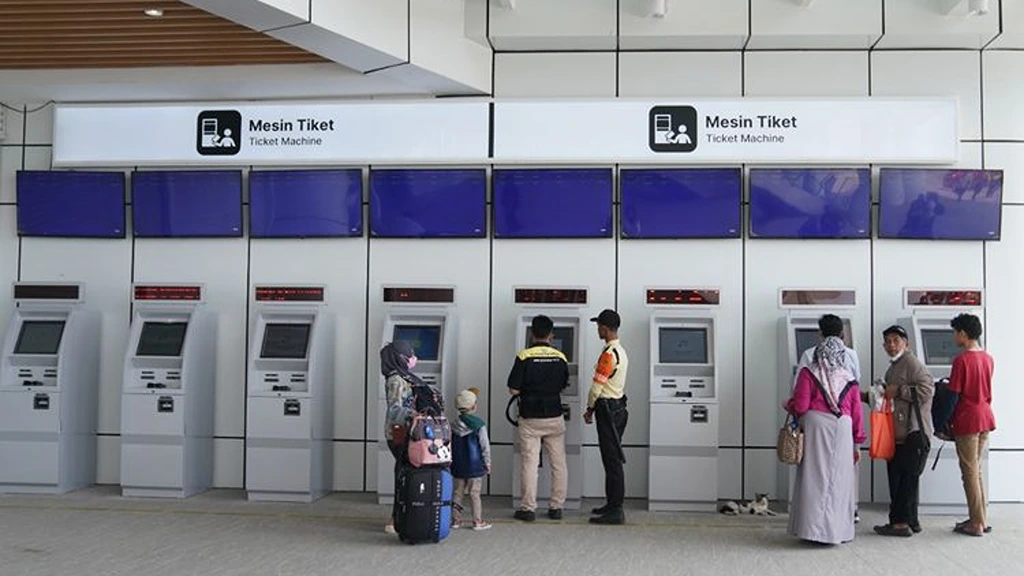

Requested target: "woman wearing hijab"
[
  {"left": 380, "top": 340, "right": 429, "bottom": 535},
  {"left": 785, "top": 336, "right": 867, "bottom": 545}
]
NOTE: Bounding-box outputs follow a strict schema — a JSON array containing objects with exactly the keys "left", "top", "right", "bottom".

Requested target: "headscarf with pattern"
[{"left": 809, "top": 336, "right": 854, "bottom": 414}]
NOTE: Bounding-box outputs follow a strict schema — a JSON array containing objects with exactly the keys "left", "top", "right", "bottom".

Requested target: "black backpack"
[{"left": 930, "top": 377, "right": 959, "bottom": 441}]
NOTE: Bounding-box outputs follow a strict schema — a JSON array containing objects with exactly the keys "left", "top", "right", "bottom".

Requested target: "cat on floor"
[{"left": 719, "top": 493, "right": 777, "bottom": 516}]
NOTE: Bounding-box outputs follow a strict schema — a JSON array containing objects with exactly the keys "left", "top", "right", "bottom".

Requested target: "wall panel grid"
[{"left": 2, "top": 48, "right": 1022, "bottom": 502}]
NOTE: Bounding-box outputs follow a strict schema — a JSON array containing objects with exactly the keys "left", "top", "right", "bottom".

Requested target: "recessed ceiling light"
[{"left": 143, "top": 8, "right": 164, "bottom": 17}]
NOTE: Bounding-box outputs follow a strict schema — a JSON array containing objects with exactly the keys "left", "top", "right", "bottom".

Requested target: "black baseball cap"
[
  {"left": 883, "top": 325, "right": 909, "bottom": 340},
  {"left": 590, "top": 309, "right": 621, "bottom": 329}
]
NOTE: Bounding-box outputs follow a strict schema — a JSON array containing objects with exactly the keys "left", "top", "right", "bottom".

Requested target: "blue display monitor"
[
  {"left": 370, "top": 169, "right": 486, "bottom": 238},
  {"left": 17, "top": 171, "right": 126, "bottom": 238},
  {"left": 250, "top": 169, "right": 362, "bottom": 238},
  {"left": 493, "top": 168, "right": 613, "bottom": 238},
  {"left": 621, "top": 168, "right": 741, "bottom": 238},
  {"left": 392, "top": 325, "right": 441, "bottom": 361},
  {"left": 749, "top": 168, "right": 871, "bottom": 239},
  {"left": 878, "top": 169, "right": 1002, "bottom": 241},
  {"left": 132, "top": 170, "right": 243, "bottom": 238}
]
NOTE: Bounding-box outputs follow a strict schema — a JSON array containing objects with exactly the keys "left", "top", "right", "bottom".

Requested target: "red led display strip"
[
  {"left": 780, "top": 290, "right": 856, "bottom": 306},
  {"left": 383, "top": 287, "right": 455, "bottom": 304},
  {"left": 13, "top": 284, "right": 80, "bottom": 301},
  {"left": 906, "top": 290, "right": 982, "bottom": 307},
  {"left": 514, "top": 288, "right": 588, "bottom": 305},
  {"left": 134, "top": 286, "right": 202, "bottom": 301},
  {"left": 646, "top": 289, "right": 720, "bottom": 305},
  {"left": 255, "top": 286, "right": 325, "bottom": 302}
]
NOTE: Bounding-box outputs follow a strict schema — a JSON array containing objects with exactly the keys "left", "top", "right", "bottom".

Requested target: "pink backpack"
[{"left": 407, "top": 413, "right": 452, "bottom": 468}]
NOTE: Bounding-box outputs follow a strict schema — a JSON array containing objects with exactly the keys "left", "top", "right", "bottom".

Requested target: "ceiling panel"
[{"left": 0, "top": 0, "right": 326, "bottom": 69}]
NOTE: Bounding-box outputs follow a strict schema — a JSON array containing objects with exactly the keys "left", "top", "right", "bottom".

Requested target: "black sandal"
[{"left": 955, "top": 520, "right": 992, "bottom": 534}]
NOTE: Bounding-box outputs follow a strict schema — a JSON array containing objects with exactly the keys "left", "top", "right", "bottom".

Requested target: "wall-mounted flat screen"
[
  {"left": 659, "top": 327, "right": 709, "bottom": 364},
  {"left": 621, "top": 168, "right": 741, "bottom": 238},
  {"left": 750, "top": 168, "right": 871, "bottom": 239},
  {"left": 136, "top": 322, "right": 189, "bottom": 357},
  {"left": 524, "top": 326, "right": 575, "bottom": 363},
  {"left": 879, "top": 169, "right": 1002, "bottom": 241},
  {"left": 370, "top": 169, "right": 486, "bottom": 238},
  {"left": 260, "top": 323, "right": 311, "bottom": 359},
  {"left": 250, "top": 169, "right": 362, "bottom": 237},
  {"left": 493, "top": 168, "right": 613, "bottom": 238},
  {"left": 132, "top": 170, "right": 242, "bottom": 237},
  {"left": 14, "top": 321, "right": 66, "bottom": 355},
  {"left": 393, "top": 325, "right": 441, "bottom": 361},
  {"left": 17, "top": 171, "right": 125, "bottom": 238},
  {"left": 921, "top": 329, "right": 958, "bottom": 366}
]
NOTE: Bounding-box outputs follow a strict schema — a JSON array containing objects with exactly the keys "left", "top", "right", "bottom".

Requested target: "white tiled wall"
[{"left": 1, "top": 48, "right": 1023, "bottom": 502}]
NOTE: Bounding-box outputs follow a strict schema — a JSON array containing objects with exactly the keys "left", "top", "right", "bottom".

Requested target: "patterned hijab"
[
  {"left": 380, "top": 341, "right": 424, "bottom": 387},
  {"left": 810, "top": 336, "right": 853, "bottom": 414}
]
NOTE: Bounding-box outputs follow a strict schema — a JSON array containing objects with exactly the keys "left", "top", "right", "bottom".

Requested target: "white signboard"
[
  {"left": 52, "top": 101, "right": 490, "bottom": 166},
  {"left": 53, "top": 98, "right": 958, "bottom": 166},
  {"left": 492, "top": 99, "right": 958, "bottom": 164}
]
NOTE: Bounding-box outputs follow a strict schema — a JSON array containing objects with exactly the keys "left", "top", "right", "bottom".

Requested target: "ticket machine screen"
[
  {"left": 523, "top": 326, "right": 575, "bottom": 362},
  {"left": 659, "top": 328, "right": 708, "bottom": 364},
  {"left": 921, "top": 329, "right": 958, "bottom": 366},
  {"left": 137, "top": 322, "right": 188, "bottom": 357},
  {"left": 393, "top": 325, "right": 440, "bottom": 361},
  {"left": 794, "top": 328, "right": 820, "bottom": 363},
  {"left": 14, "top": 321, "right": 66, "bottom": 355},
  {"left": 261, "top": 323, "right": 311, "bottom": 359}
]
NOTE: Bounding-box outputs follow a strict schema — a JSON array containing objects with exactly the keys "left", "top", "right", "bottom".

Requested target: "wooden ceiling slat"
[{"left": 0, "top": 0, "right": 326, "bottom": 69}]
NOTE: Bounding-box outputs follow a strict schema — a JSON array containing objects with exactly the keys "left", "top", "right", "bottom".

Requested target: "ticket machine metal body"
[
  {"left": 121, "top": 284, "right": 215, "bottom": 498},
  {"left": 0, "top": 282, "right": 100, "bottom": 494}
]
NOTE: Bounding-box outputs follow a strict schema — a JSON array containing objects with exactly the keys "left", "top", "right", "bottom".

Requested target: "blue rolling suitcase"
[{"left": 394, "top": 465, "right": 454, "bottom": 544}]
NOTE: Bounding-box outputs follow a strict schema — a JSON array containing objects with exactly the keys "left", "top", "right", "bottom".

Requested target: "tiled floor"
[{"left": 0, "top": 488, "right": 1020, "bottom": 576}]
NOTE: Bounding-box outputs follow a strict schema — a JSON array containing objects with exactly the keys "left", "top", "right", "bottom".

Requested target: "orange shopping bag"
[{"left": 869, "top": 399, "right": 896, "bottom": 461}]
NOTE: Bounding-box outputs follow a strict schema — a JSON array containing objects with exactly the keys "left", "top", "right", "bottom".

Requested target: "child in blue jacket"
[{"left": 452, "top": 388, "right": 492, "bottom": 531}]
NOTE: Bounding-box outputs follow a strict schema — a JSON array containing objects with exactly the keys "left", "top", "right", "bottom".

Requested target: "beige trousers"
[
  {"left": 517, "top": 416, "right": 567, "bottom": 512},
  {"left": 453, "top": 477, "right": 484, "bottom": 524},
  {"left": 955, "top": 431, "right": 989, "bottom": 527}
]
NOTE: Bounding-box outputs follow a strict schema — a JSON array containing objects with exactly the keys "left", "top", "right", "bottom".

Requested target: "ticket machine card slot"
[
  {"left": 283, "top": 399, "right": 301, "bottom": 416},
  {"left": 690, "top": 406, "right": 709, "bottom": 423},
  {"left": 157, "top": 396, "right": 174, "bottom": 413},
  {"left": 22, "top": 380, "right": 44, "bottom": 387},
  {"left": 33, "top": 393, "right": 49, "bottom": 411},
  {"left": 674, "top": 391, "right": 693, "bottom": 398}
]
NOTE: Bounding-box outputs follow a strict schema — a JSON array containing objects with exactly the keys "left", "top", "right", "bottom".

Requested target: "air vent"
[
  {"left": 264, "top": 373, "right": 280, "bottom": 383},
  {"left": 43, "top": 369, "right": 58, "bottom": 378},
  {"left": 18, "top": 369, "right": 33, "bottom": 378},
  {"left": 166, "top": 372, "right": 181, "bottom": 381},
  {"left": 140, "top": 371, "right": 156, "bottom": 380},
  {"left": 289, "top": 374, "right": 306, "bottom": 383}
]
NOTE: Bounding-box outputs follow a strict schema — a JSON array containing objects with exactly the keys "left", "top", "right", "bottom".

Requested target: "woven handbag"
[{"left": 777, "top": 413, "right": 804, "bottom": 465}]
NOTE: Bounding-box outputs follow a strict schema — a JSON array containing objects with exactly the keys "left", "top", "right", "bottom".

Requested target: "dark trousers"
[
  {"left": 887, "top": 441, "right": 921, "bottom": 526},
  {"left": 595, "top": 398, "right": 628, "bottom": 509}
]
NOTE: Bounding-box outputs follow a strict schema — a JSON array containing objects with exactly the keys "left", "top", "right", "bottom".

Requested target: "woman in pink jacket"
[{"left": 785, "top": 336, "right": 867, "bottom": 545}]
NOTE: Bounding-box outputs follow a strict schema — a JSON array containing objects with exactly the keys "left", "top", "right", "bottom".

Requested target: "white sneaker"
[
  {"left": 472, "top": 521, "right": 492, "bottom": 531},
  {"left": 384, "top": 524, "right": 397, "bottom": 535}
]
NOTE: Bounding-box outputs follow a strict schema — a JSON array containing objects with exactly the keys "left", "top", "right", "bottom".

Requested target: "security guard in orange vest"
[{"left": 585, "top": 309, "right": 629, "bottom": 525}]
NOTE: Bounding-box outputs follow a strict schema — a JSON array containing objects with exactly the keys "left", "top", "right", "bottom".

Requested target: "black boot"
[{"left": 591, "top": 503, "right": 612, "bottom": 516}]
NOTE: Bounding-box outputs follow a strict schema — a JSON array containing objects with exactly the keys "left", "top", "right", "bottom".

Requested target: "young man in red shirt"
[{"left": 948, "top": 313, "right": 996, "bottom": 537}]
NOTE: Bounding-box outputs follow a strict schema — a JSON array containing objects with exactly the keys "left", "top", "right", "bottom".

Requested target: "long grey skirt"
[{"left": 787, "top": 410, "right": 856, "bottom": 545}]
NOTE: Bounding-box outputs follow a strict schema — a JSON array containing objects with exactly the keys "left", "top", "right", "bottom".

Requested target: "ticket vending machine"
[
  {"left": 246, "top": 286, "right": 334, "bottom": 503},
  {"left": 509, "top": 287, "right": 587, "bottom": 511},
  {"left": 899, "top": 288, "right": 985, "bottom": 515},
  {"left": 0, "top": 283, "right": 100, "bottom": 494},
  {"left": 648, "top": 290, "right": 721, "bottom": 512},
  {"left": 121, "top": 285, "right": 215, "bottom": 498},
  {"left": 776, "top": 289, "right": 857, "bottom": 508},
  {"left": 377, "top": 286, "right": 456, "bottom": 505}
]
